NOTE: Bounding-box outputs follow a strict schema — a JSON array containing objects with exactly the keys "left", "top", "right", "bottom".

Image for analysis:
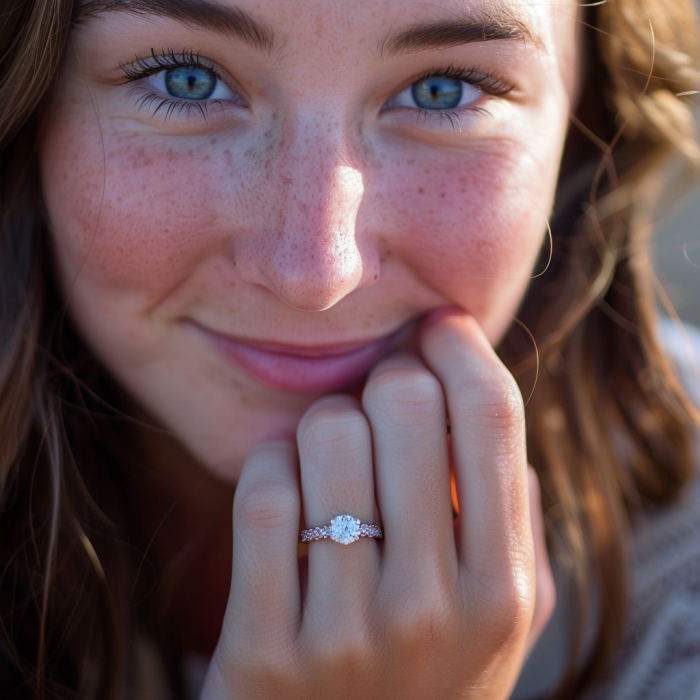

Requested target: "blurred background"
[{"left": 654, "top": 185, "right": 700, "bottom": 329}]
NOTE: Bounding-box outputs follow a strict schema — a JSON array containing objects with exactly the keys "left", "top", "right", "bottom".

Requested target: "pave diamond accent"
[
  {"left": 329, "top": 515, "right": 361, "bottom": 545},
  {"left": 359, "top": 524, "right": 382, "bottom": 538}
]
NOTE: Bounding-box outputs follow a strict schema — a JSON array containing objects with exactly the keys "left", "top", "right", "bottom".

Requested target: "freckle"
[
  {"left": 418, "top": 188, "right": 424, "bottom": 194},
  {"left": 203, "top": 154, "right": 210, "bottom": 161}
]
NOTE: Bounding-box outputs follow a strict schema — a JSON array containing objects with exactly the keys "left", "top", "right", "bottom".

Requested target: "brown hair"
[{"left": 1, "top": 0, "right": 699, "bottom": 698}]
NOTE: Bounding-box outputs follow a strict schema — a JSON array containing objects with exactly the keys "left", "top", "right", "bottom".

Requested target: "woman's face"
[{"left": 41, "top": 0, "right": 580, "bottom": 481}]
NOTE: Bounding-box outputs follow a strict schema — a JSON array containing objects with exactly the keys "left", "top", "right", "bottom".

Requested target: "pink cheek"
[
  {"left": 44, "top": 132, "right": 244, "bottom": 296},
  {"left": 370, "top": 152, "right": 545, "bottom": 293}
]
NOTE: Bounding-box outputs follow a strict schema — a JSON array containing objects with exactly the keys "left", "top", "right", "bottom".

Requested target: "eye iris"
[
  {"left": 411, "top": 77, "right": 463, "bottom": 109},
  {"left": 164, "top": 66, "right": 217, "bottom": 100}
]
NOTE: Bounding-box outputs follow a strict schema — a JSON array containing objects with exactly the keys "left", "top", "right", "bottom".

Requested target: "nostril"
[
  {"left": 242, "top": 230, "right": 371, "bottom": 311},
  {"left": 234, "top": 226, "right": 380, "bottom": 311},
  {"left": 271, "top": 268, "right": 362, "bottom": 312},
  {"left": 232, "top": 157, "right": 378, "bottom": 311}
]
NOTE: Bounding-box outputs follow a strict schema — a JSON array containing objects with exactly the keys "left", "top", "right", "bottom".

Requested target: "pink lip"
[{"left": 190, "top": 322, "right": 411, "bottom": 394}]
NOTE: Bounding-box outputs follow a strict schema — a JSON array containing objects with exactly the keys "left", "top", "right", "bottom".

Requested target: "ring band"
[{"left": 300, "top": 514, "right": 383, "bottom": 545}]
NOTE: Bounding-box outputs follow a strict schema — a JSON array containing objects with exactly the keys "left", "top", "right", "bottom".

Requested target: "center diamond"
[{"left": 329, "top": 515, "right": 361, "bottom": 545}]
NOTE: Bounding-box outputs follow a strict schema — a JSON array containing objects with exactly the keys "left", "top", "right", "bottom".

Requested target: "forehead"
[{"left": 75, "top": 0, "right": 545, "bottom": 53}]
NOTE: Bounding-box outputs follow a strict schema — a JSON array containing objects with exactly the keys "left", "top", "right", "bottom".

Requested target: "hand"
[{"left": 200, "top": 311, "right": 555, "bottom": 700}]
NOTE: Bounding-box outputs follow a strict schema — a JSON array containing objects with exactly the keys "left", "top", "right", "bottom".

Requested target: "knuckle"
[
  {"left": 299, "top": 407, "right": 368, "bottom": 456},
  {"left": 411, "top": 601, "right": 455, "bottom": 648},
  {"left": 473, "top": 571, "right": 535, "bottom": 648},
  {"left": 227, "top": 642, "right": 302, "bottom": 694},
  {"left": 364, "top": 368, "right": 444, "bottom": 428},
  {"left": 390, "top": 584, "right": 457, "bottom": 650},
  {"left": 234, "top": 479, "right": 299, "bottom": 533},
  {"left": 455, "top": 374, "right": 524, "bottom": 434},
  {"left": 309, "top": 627, "right": 376, "bottom": 675}
]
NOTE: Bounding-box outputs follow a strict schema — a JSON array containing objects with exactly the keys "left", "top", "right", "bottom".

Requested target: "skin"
[{"left": 40, "top": 0, "right": 580, "bottom": 696}]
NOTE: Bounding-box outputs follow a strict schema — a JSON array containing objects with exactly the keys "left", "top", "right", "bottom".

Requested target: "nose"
[{"left": 234, "top": 121, "right": 379, "bottom": 312}]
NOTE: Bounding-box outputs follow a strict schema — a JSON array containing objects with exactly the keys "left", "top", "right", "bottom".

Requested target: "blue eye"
[
  {"left": 386, "top": 74, "right": 482, "bottom": 112},
  {"left": 164, "top": 66, "right": 216, "bottom": 100},
  {"left": 146, "top": 64, "right": 237, "bottom": 102},
  {"left": 411, "top": 77, "right": 462, "bottom": 110}
]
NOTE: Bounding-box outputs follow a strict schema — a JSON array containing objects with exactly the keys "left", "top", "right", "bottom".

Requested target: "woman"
[{"left": 1, "top": 0, "right": 700, "bottom": 697}]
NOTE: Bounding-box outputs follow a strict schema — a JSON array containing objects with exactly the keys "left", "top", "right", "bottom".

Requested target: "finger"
[
  {"left": 420, "top": 312, "right": 532, "bottom": 581},
  {"left": 361, "top": 353, "right": 457, "bottom": 576},
  {"left": 226, "top": 439, "right": 302, "bottom": 651},
  {"left": 296, "top": 395, "right": 380, "bottom": 636},
  {"left": 524, "top": 466, "right": 556, "bottom": 658}
]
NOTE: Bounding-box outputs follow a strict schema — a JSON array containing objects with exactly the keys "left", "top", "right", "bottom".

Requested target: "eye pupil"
[
  {"left": 165, "top": 66, "right": 217, "bottom": 100},
  {"left": 412, "top": 77, "right": 463, "bottom": 110}
]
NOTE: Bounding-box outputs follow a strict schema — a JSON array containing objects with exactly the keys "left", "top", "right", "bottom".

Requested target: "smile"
[{"left": 189, "top": 320, "right": 416, "bottom": 394}]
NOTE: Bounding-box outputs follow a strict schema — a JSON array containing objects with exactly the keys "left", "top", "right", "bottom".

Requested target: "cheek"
[
  {"left": 41, "top": 94, "right": 554, "bottom": 326},
  {"left": 369, "top": 146, "right": 552, "bottom": 309},
  {"left": 40, "top": 115, "right": 248, "bottom": 303}
]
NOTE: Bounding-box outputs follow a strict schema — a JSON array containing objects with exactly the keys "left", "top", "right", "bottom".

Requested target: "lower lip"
[{"left": 194, "top": 325, "right": 402, "bottom": 394}]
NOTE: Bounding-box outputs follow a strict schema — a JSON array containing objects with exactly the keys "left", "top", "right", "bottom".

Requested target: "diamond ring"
[{"left": 300, "top": 514, "right": 383, "bottom": 545}]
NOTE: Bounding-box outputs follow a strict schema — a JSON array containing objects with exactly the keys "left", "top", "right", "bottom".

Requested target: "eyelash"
[
  {"left": 119, "top": 51, "right": 515, "bottom": 124},
  {"left": 120, "top": 49, "right": 233, "bottom": 120},
  {"left": 402, "top": 64, "right": 515, "bottom": 128},
  {"left": 411, "top": 64, "right": 514, "bottom": 97}
]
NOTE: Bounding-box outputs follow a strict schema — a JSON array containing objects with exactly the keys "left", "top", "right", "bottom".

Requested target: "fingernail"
[{"left": 421, "top": 305, "right": 469, "bottom": 332}]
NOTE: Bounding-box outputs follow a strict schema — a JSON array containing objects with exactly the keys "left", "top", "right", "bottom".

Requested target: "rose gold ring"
[{"left": 300, "top": 514, "right": 383, "bottom": 545}]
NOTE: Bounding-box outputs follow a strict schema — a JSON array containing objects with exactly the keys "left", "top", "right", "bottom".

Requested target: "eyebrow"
[
  {"left": 378, "top": 7, "right": 536, "bottom": 58},
  {"left": 74, "top": 0, "right": 275, "bottom": 52}
]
